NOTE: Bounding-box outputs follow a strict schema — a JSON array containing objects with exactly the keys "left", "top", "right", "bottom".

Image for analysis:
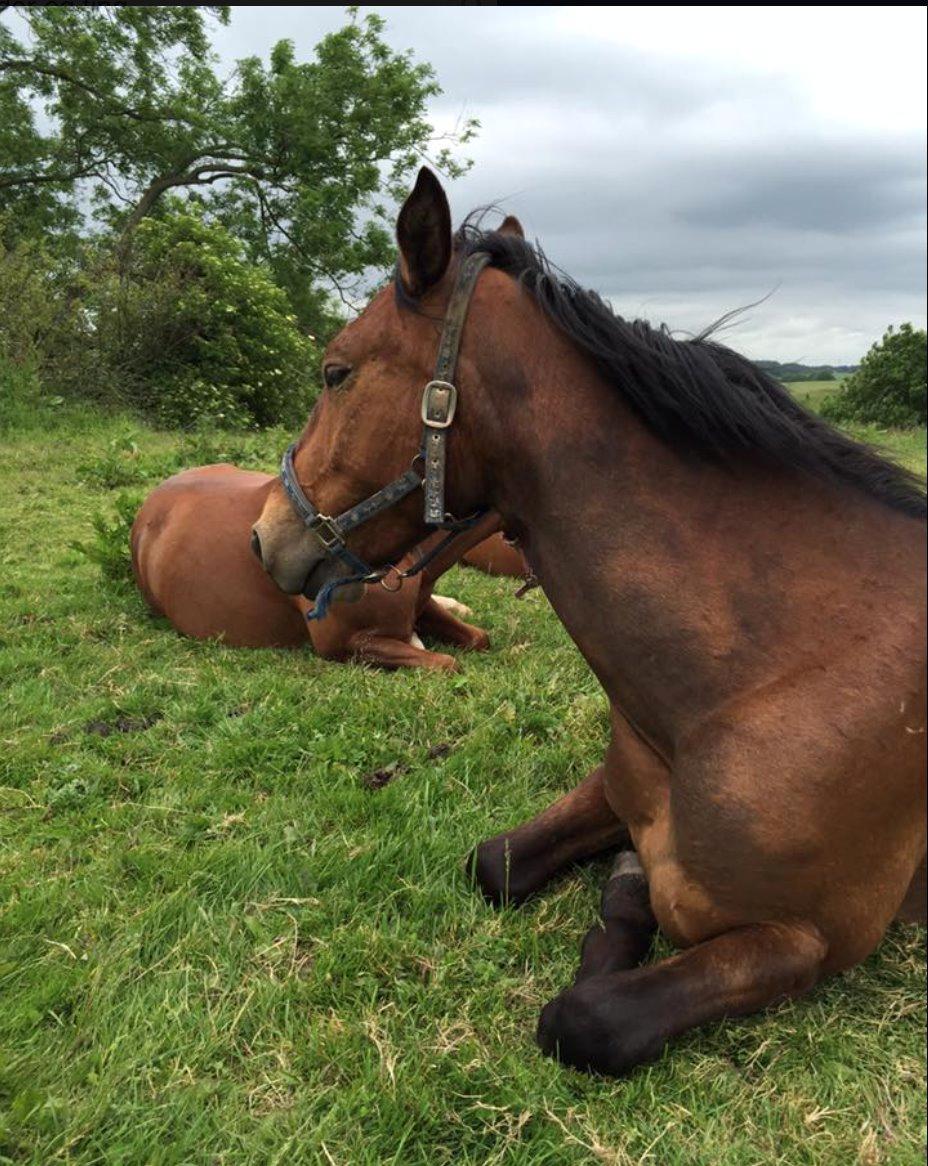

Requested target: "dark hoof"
[
  {"left": 536, "top": 976, "right": 663, "bottom": 1077},
  {"left": 466, "top": 836, "right": 533, "bottom": 907}
]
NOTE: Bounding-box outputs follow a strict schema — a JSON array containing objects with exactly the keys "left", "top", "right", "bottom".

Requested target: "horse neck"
[{"left": 463, "top": 321, "right": 832, "bottom": 752}]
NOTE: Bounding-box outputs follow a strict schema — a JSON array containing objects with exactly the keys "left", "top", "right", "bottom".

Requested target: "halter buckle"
[
  {"left": 310, "top": 514, "right": 344, "bottom": 550},
  {"left": 421, "top": 380, "right": 457, "bottom": 429}
]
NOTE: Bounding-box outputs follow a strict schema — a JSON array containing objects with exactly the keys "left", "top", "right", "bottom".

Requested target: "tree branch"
[
  {"left": 0, "top": 57, "right": 206, "bottom": 128},
  {"left": 0, "top": 160, "right": 107, "bottom": 191}
]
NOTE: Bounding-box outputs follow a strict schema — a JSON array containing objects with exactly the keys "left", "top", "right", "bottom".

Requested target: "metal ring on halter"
[{"left": 378, "top": 566, "right": 404, "bottom": 593}]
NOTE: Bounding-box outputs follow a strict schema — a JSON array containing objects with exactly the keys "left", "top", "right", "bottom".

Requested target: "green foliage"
[
  {"left": 0, "top": 227, "right": 90, "bottom": 433},
  {"left": 823, "top": 324, "right": 927, "bottom": 428},
  {"left": 0, "top": 6, "right": 228, "bottom": 244},
  {"left": 98, "top": 212, "right": 321, "bottom": 428},
  {"left": 0, "top": 356, "right": 43, "bottom": 433},
  {"left": 0, "top": 227, "right": 80, "bottom": 368},
  {"left": 1, "top": 212, "right": 321, "bottom": 428},
  {"left": 75, "top": 434, "right": 150, "bottom": 490},
  {"left": 69, "top": 489, "right": 142, "bottom": 586},
  {"left": 1, "top": 6, "right": 476, "bottom": 337},
  {"left": 0, "top": 226, "right": 109, "bottom": 424},
  {"left": 74, "top": 425, "right": 285, "bottom": 490}
]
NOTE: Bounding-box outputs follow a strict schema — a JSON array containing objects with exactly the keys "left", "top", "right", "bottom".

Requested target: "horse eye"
[{"left": 324, "top": 364, "right": 351, "bottom": 389}]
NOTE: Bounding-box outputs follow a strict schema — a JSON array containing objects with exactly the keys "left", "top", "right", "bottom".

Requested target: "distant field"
[
  {"left": 855, "top": 425, "right": 927, "bottom": 476},
  {"left": 788, "top": 379, "right": 841, "bottom": 411}
]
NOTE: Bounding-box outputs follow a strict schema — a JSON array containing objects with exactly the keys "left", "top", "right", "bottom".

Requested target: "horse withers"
[
  {"left": 132, "top": 464, "right": 500, "bottom": 670},
  {"left": 252, "top": 168, "right": 926, "bottom": 1076}
]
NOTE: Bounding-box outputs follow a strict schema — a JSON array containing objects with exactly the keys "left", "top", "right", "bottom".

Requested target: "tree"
[
  {"left": 1, "top": 7, "right": 229, "bottom": 243},
  {"left": 822, "top": 324, "right": 927, "bottom": 428},
  {"left": 0, "top": 6, "right": 475, "bottom": 335}
]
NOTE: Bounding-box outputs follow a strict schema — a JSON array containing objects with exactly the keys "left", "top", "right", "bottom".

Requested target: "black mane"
[{"left": 425, "top": 220, "right": 925, "bottom": 519}]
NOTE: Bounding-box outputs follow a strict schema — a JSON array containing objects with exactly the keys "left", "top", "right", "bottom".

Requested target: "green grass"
[
  {"left": 1, "top": 407, "right": 925, "bottom": 1165},
  {"left": 789, "top": 380, "right": 841, "bottom": 412}
]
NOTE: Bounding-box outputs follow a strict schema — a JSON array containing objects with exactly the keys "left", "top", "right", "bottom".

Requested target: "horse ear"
[
  {"left": 499, "top": 214, "right": 525, "bottom": 239},
  {"left": 396, "top": 168, "right": 452, "bottom": 297}
]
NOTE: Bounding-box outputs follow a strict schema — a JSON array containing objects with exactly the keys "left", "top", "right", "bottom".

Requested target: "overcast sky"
[{"left": 212, "top": 5, "right": 926, "bottom": 364}]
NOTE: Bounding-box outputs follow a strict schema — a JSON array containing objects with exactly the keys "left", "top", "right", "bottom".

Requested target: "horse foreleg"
[
  {"left": 537, "top": 920, "right": 827, "bottom": 1077},
  {"left": 574, "top": 851, "right": 657, "bottom": 982},
  {"left": 347, "top": 631, "right": 459, "bottom": 672},
  {"left": 415, "top": 595, "right": 490, "bottom": 652},
  {"left": 468, "top": 766, "right": 629, "bottom": 906}
]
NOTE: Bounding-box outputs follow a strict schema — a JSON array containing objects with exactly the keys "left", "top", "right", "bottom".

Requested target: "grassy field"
[
  {"left": 787, "top": 380, "right": 841, "bottom": 412},
  {"left": 1, "top": 406, "right": 925, "bottom": 1165}
]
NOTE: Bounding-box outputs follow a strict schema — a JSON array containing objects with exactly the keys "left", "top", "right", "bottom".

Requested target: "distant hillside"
[{"left": 756, "top": 360, "right": 857, "bottom": 383}]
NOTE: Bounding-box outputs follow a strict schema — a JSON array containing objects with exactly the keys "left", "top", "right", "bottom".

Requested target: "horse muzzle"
[{"left": 251, "top": 514, "right": 334, "bottom": 598}]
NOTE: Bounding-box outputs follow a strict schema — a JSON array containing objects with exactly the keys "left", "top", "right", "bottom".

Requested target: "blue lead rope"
[{"left": 305, "top": 570, "right": 378, "bottom": 622}]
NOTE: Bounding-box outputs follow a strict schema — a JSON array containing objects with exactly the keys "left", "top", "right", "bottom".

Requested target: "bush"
[
  {"left": 822, "top": 324, "right": 927, "bottom": 428},
  {"left": 0, "top": 358, "right": 44, "bottom": 433},
  {"left": 0, "top": 212, "right": 323, "bottom": 430},
  {"left": 0, "top": 230, "right": 96, "bottom": 417},
  {"left": 75, "top": 434, "right": 150, "bottom": 489},
  {"left": 0, "top": 232, "right": 65, "bottom": 367},
  {"left": 97, "top": 213, "right": 322, "bottom": 428}
]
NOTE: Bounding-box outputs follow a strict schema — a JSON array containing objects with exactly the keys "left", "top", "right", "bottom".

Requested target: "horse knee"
[{"left": 541, "top": 920, "right": 827, "bottom": 1077}]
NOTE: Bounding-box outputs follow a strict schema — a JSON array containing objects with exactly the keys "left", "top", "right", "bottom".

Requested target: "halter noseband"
[{"left": 279, "top": 250, "right": 491, "bottom": 620}]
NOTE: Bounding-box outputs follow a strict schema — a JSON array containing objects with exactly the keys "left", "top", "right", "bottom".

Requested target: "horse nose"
[{"left": 250, "top": 527, "right": 263, "bottom": 565}]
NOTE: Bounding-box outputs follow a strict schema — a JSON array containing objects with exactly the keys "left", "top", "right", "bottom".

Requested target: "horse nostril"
[{"left": 250, "top": 529, "right": 263, "bottom": 564}]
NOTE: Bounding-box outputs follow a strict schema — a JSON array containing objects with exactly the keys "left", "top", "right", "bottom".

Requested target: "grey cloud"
[
  {"left": 211, "top": 7, "right": 926, "bottom": 362},
  {"left": 675, "top": 145, "right": 926, "bottom": 233}
]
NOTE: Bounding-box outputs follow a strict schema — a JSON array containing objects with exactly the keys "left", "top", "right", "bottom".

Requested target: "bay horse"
[
  {"left": 251, "top": 168, "right": 926, "bottom": 1076},
  {"left": 132, "top": 465, "right": 499, "bottom": 669}
]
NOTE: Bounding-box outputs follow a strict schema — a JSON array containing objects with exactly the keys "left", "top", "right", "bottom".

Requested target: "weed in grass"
[{"left": 69, "top": 489, "right": 143, "bottom": 585}]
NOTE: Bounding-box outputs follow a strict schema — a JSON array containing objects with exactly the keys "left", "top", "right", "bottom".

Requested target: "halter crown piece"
[{"left": 279, "top": 251, "right": 491, "bottom": 620}]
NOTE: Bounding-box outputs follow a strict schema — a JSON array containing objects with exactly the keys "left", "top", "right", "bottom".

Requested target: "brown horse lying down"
[
  {"left": 461, "top": 532, "right": 526, "bottom": 577},
  {"left": 131, "top": 464, "right": 496, "bottom": 670},
  {"left": 252, "top": 169, "right": 926, "bottom": 1077}
]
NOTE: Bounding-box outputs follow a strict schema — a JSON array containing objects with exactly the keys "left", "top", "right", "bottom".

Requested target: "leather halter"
[{"left": 279, "top": 250, "right": 491, "bottom": 620}]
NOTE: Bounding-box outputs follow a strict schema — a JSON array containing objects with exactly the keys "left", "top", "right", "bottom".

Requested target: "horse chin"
[
  {"left": 333, "top": 581, "right": 365, "bottom": 605},
  {"left": 302, "top": 558, "right": 364, "bottom": 605}
]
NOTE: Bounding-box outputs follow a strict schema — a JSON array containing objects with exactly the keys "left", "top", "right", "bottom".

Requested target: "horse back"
[{"left": 131, "top": 465, "right": 309, "bottom": 647}]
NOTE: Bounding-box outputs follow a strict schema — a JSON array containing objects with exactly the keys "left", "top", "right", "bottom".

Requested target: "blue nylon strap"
[
  {"left": 305, "top": 570, "right": 375, "bottom": 622},
  {"left": 305, "top": 507, "right": 489, "bottom": 623}
]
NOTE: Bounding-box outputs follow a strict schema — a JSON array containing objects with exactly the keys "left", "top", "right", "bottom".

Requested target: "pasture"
[
  {"left": 1, "top": 406, "right": 925, "bottom": 1165},
  {"left": 788, "top": 380, "right": 842, "bottom": 413}
]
